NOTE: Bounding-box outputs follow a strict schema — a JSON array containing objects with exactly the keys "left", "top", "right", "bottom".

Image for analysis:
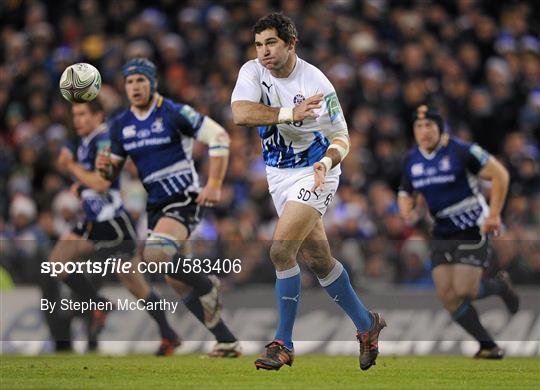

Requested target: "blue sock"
[
  {"left": 320, "top": 260, "right": 373, "bottom": 332},
  {"left": 476, "top": 278, "right": 504, "bottom": 300},
  {"left": 274, "top": 264, "right": 301, "bottom": 350}
]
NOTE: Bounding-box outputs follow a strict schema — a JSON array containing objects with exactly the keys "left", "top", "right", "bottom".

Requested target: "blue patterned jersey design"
[
  {"left": 258, "top": 125, "right": 329, "bottom": 168},
  {"left": 109, "top": 96, "right": 204, "bottom": 205},
  {"left": 400, "top": 137, "right": 490, "bottom": 237},
  {"left": 77, "top": 126, "right": 124, "bottom": 222}
]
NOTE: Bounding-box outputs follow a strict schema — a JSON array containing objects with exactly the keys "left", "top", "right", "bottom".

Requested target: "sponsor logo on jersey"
[
  {"left": 122, "top": 125, "right": 136, "bottom": 138},
  {"left": 137, "top": 129, "right": 151, "bottom": 139},
  {"left": 180, "top": 105, "right": 200, "bottom": 128},
  {"left": 261, "top": 81, "right": 272, "bottom": 92},
  {"left": 411, "top": 163, "right": 424, "bottom": 176},
  {"left": 151, "top": 117, "right": 164, "bottom": 133},
  {"left": 470, "top": 144, "right": 489, "bottom": 165},
  {"left": 324, "top": 92, "right": 342, "bottom": 124},
  {"left": 293, "top": 94, "right": 305, "bottom": 105}
]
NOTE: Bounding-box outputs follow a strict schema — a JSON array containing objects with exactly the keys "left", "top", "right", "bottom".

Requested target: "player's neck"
[
  {"left": 130, "top": 94, "right": 158, "bottom": 117},
  {"left": 271, "top": 53, "right": 297, "bottom": 78}
]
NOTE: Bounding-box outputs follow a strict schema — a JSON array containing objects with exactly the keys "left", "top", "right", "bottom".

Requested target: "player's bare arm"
[
  {"left": 478, "top": 156, "right": 510, "bottom": 234},
  {"left": 57, "top": 147, "right": 111, "bottom": 192},
  {"left": 96, "top": 151, "right": 125, "bottom": 183},
  {"left": 232, "top": 94, "right": 323, "bottom": 127},
  {"left": 194, "top": 116, "right": 230, "bottom": 207},
  {"left": 311, "top": 132, "right": 349, "bottom": 192}
]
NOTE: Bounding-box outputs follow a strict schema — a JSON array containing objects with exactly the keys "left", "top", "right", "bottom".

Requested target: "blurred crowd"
[{"left": 1, "top": 0, "right": 539, "bottom": 289}]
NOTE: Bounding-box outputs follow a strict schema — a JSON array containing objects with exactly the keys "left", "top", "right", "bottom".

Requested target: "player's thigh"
[
  {"left": 432, "top": 264, "right": 455, "bottom": 301},
  {"left": 153, "top": 217, "right": 189, "bottom": 240},
  {"left": 49, "top": 232, "right": 94, "bottom": 262},
  {"left": 452, "top": 264, "right": 483, "bottom": 299}
]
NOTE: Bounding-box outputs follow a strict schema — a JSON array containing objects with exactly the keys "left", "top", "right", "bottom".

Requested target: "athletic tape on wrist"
[
  {"left": 278, "top": 107, "right": 294, "bottom": 124},
  {"left": 319, "top": 156, "right": 333, "bottom": 173}
]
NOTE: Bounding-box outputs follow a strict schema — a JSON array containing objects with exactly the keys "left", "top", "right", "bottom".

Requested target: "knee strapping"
[{"left": 145, "top": 232, "right": 180, "bottom": 258}]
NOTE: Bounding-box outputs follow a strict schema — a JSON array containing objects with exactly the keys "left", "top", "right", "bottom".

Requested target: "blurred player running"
[
  {"left": 96, "top": 58, "right": 240, "bottom": 357},
  {"left": 54, "top": 99, "right": 180, "bottom": 356},
  {"left": 398, "top": 105, "right": 520, "bottom": 359}
]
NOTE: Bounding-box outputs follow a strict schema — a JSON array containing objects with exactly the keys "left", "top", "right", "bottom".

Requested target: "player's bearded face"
[
  {"left": 255, "top": 29, "right": 293, "bottom": 71},
  {"left": 125, "top": 74, "right": 152, "bottom": 108},
  {"left": 414, "top": 119, "right": 441, "bottom": 152}
]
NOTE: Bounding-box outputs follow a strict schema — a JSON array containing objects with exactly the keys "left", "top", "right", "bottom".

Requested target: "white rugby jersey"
[{"left": 231, "top": 57, "right": 347, "bottom": 168}]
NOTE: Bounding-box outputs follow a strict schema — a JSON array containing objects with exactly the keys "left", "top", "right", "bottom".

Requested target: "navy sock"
[
  {"left": 476, "top": 278, "right": 504, "bottom": 300},
  {"left": 320, "top": 260, "right": 372, "bottom": 332},
  {"left": 145, "top": 291, "right": 177, "bottom": 340},
  {"left": 274, "top": 265, "right": 301, "bottom": 350},
  {"left": 63, "top": 273, "right": 100, "bottom": 301},
  {"left": 167, "top": 259, "right": 213, "bottom": 296},
  {"left": 452, "top": 301, "right": 497, "bottom": 349},
  {"left": 183, "top": 294, "right": 236, "bottom": 343}
]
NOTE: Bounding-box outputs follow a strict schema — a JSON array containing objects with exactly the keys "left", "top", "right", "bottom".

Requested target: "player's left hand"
[
  {"left": 196, "top": 184, "right": 221, "bottom": 207},
  {"left": 311, "top": 162, "right": 326, "bottom": 192},
  {"left": 57, "top": 147, "right": 74, "bottom": 171},
  {"left": 481, "top": 214, "right": 502, "bottom": 235}
]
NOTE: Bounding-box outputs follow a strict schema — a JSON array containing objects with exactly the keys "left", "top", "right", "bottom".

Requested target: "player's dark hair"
[
  {"left": 75, "top": 99, "right": 103, "bottom": 114},
  {"left": 253, "top": 12, "right": 298, "bottom": 44}
]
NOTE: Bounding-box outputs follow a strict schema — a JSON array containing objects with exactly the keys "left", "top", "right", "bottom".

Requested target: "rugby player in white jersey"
[{"left": 231, "top": 13, "right": 386, "bottom": 371}]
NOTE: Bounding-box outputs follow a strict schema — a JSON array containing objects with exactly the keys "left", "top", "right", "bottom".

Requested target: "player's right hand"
[
  {"left": 57, "top": 147, "right": 74, "bottom": 171},
  {"left": 293, "top": 93, "right": 323, "bottom": 121}
]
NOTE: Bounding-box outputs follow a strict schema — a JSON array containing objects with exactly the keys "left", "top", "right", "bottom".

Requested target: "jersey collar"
[{"left": 130, "top": 94, "right": 159, "bottom": 121}]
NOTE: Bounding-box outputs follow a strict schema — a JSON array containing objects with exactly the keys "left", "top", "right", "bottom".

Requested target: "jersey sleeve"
[
  {"left": 168, "top": 101, "right": 205, "bottom": 138},
  {"left": 108, "top": 118, "right": 126, "bottom": 161},
  {"left": 461, "top": 142, "right": 490, "bottom": 174},
  {"left": 313, "top": 68, "right": 348, "bottom": 132},
  {"left": 399, "top": 157, "right": 414, "bottom": 195},
  {"left": 231, "top": 61, "right": 262, "bottom": 103}
]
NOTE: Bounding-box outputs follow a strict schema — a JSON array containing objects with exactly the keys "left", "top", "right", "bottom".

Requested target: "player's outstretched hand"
[
  {"left": 196, "top": 184, "right": 221, "bottom": 207},
  {"left": 311, "top": 161, "right": 326, "bottom": 192},
  {"left": 57, "top": 147, "right": 74, "bottom": 171},
  {"left": 481, "top": 214, "right": 502, "bottom": 235},
  {"left": 293, "top": 93, "right": 323, "bottom": 122}
]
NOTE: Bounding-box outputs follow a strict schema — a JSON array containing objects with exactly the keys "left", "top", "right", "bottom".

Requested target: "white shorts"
[{"left": 266, "top": 165, "right": 340, "bottom": 216}]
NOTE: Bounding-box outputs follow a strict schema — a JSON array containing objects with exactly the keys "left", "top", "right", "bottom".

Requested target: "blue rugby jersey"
[
  {"left": 109, "top": 96, "right": 203, "bottom": 205},
  {"left": 77, "top": 125, "right": 124, "bottom": 222},
  {"left": 399, "top": 137, "right": 491, "bottom": 237}
]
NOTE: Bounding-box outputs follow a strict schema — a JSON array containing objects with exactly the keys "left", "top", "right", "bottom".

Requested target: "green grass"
[{"left": 1, "top": 354, "right": 538, "bottom": 389}]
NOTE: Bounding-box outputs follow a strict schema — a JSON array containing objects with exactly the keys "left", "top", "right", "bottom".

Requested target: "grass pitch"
[{"left": 1, "top": 354, "right": 538, "bottom": 389}]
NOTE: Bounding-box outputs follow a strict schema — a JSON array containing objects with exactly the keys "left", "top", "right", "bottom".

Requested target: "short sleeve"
[
  {"left": 399, "top": 168, "right": 414, "bottom": 195},
  {"left": 465, "top": 143, "right": 490, "bottom": 174},
  {"left": 231, "top": 61, "right": 262, "bottom": 103},
  {"left": 314, "top": 68, "right": 347, "bottom": 131},
  {"left": 168, "top": 102, "right": 205, "bottom": 138},
  {"left": 108, "top": 118, "right": 126, "bottom": 161}
]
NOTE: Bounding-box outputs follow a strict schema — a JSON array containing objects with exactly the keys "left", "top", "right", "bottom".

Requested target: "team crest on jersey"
[
  {"left": 411, "top": 163, "right": 424, "bottom": 176},
  {"left": 439, "top": 156, "right": 451, "bottom": 171},
  {"left": 151, "top": 117, "right": 164, "bottom": 133},
  {"left": 122, "top": 125, "right": 136, "bottom": 138},
  {"left": 293, "top": 94, "right": 305, "bottom": 105}
]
